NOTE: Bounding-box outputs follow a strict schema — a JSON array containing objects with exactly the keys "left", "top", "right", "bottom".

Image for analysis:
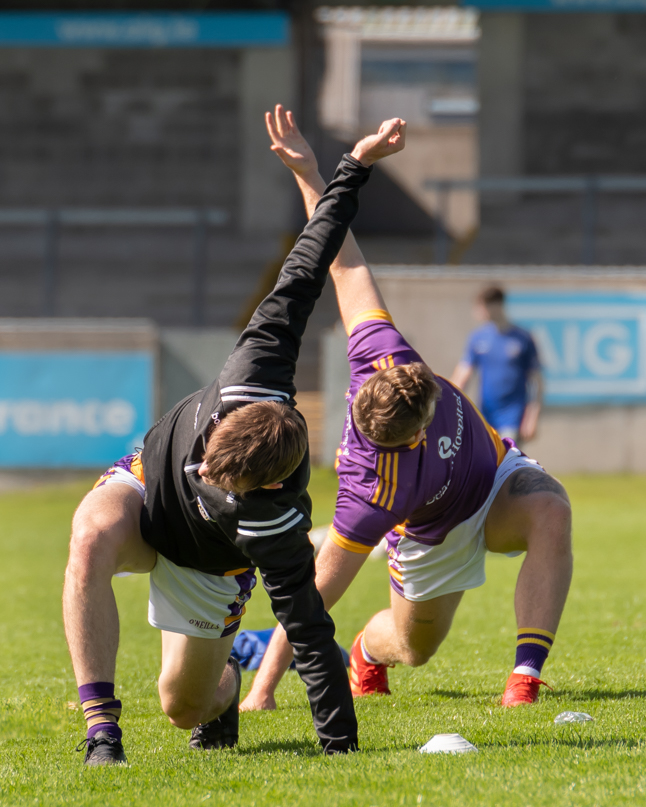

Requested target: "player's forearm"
[
  {"left": 294, "top": 171, "right": 370, "bottom": 274},
  {"left": 293, "top": 170, "right": 387, "bottom": 331},
  {"left": 219, "top": 155, "right": 371, "bottom": 392},
  {"left": 247, "top": 623, "right": 294, "bottom": 698},
  {"left": 244, "top": 538, "right": 367, "bottom": 702}
]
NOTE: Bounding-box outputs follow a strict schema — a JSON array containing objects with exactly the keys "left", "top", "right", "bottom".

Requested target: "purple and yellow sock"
[
  {"left": 78, "top": 682, "right": 122, "bottom": 741},
  {"left": 513, "top": 628, "right": 555, "bottom": 678}
]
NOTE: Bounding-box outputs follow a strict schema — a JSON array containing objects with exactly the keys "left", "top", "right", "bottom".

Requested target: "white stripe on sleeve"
[
  {"left": 238, "top": 508, "right": 298, "bottom": 528},
  {"left": 237, "top": 513, "right": 305, "bottom": 537}
]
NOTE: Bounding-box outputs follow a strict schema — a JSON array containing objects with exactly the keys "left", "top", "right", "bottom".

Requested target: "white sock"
[
  {"left": 360, "top": 633, "right": 380, "bottom": 665},
  {"left": 514, "top": 664, "right": 541, "bottom": 678}
]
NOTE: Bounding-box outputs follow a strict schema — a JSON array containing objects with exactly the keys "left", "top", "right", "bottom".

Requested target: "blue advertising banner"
[
  {"left": 465, "top": 0, "right": 646, "bottom": 10},
  {"left": 0, "top": 352, "right": 153, "bottom": 467},
  {"left": 507, "top": 292, "right": 646, "bottom": 405},
  {"left": 0, "top": 12, "right": 289, "bottom": 48}
]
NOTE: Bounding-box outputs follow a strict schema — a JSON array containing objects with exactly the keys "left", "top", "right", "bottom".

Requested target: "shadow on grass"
[
  {"left": 237, "top": 739, "right": 320, "bottom": 757},
  {"left": 554, "top": 688, "right": 646, "bottom": 700},
  {"left": 423, "top": 688, "right": 646, "bottom": 702},
  {"left": 428, "top": 690, "right": 475, "bottom": 700},
  {"left": 479, "top": 736, "right": 645, "bottom": 751}
]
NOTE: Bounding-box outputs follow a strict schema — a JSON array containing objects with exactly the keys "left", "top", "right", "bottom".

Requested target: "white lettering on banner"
[
  {"left": 0, "top": 399, "right": 136, "bottom": 437},
  {"left": 582, "top": 322, "right": 632, "bottom": 376},
  {"left": 56, "top": 18, "right": 199, "bottom": 46},
  {"left": 532, "top": 321, "right": 634, "bottom": 377}
]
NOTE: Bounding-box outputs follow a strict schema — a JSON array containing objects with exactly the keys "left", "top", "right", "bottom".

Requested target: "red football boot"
[
  {"left": 349, "top": 631, "right": 391, "bottom": 697},
  {"left": 501, "top": 672, "right": 553, "bottom": 706}
]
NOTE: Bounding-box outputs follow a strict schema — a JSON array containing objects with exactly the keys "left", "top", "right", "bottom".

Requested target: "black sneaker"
[
  {"left": 189, "top": 657, "right": 241, "bottom": 750},
  {"left": 76, "top": 731, "right": 127, "bottom": 766}
]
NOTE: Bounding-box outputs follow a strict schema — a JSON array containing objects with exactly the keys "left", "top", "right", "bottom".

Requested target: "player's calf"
[
  {"left": 188, "top": 658, "right": 242, "bottom": 750},
  {"left": 487, "top": 467, "right": 573, "bottom": 706}
]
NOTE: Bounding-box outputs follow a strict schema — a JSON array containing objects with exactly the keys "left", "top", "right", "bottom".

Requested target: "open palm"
[{"left": 265, "top": 104, "right": 318, "bottom": 176}]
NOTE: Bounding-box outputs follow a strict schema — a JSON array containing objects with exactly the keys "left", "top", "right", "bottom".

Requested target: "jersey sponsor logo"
[
  {"left": 429, "top": 391, "right": 464, "bottom": 503},
  {"left": 438, "top": 435, "right": 453, "bottom": 459},
  {"left": 437, "top": 392, "right": 464, "bottom": 460},
  {"left": 426, "top": 478, "right": 451, "bottom": 506}
]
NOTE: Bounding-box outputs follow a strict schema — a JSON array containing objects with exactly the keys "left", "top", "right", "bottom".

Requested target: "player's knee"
[
  {"left": 528, "top": 492, "right": 572, "bottom": 557},
  {"left": 163, "top": 700, "right": 202, "bottom": 730},
  {"left": 161, "top": 693, "right": 214, "bottom": 730},
  {"left": 400, "top": 644, "right": 436, "bottom": 668},
  {"left": 541, "top": 492, "right": 571, "bottom": 539}
]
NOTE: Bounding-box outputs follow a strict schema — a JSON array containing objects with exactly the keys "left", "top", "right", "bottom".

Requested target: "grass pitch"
[{"left": 0, "top": 470, "right": 645, "bottom": 806}]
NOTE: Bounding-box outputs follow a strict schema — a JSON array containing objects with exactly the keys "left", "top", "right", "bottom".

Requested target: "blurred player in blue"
[{"left": 451, "top": 286, "right": 543, "bottom": 444}]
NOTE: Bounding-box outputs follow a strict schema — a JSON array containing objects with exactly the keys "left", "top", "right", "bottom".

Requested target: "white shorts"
[
  {"left": 96, "top": 453, "right": 257, "bottom": 640},
  {"left": 387, "top": 447, "right": 543, "bottom": 602},
  {"left": 148, "top": 555, "right": 257, "bottom": 639}
]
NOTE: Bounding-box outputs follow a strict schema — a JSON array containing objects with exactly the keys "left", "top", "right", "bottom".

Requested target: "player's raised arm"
[
  {"left": 265, "top": 105, "right": 406, "bottom": 335},
  {"left": 219, "top": 110, "right": 405, "bottom": 398}
]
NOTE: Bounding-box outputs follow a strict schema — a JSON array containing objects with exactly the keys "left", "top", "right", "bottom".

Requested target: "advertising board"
[
  {"left": 507, "top": 292, "right": 646, "bottom": 405},
  {"left": 0, "top": 352, "right": 153, "bottom": 467}
]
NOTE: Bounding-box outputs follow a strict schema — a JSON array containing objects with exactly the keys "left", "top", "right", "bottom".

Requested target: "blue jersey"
[{"left": 463, "top": 322, "right": 540, "bottom": 431}]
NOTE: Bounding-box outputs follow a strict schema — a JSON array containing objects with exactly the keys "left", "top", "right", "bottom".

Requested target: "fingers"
[
  {"left": 377, "top": 117, "right": 403, "bottom": 143},
  {"left": 265, "top": 110, "right": 279, "bottom": 144},
  {"left": 275, "top": 103, "right": 289, "bottom": 137},
  {"left": 286, "top": 109, "right": 301, "bottom": 136},
  {"left": 389, "top": 119, "right": 407, "bottom": 149}
]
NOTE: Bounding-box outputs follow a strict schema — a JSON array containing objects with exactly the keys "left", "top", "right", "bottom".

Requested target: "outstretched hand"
[
  {"left": 351, "top": 118, "right": 407, "bottom": 167},
  {"left": 265, "top": 104, "right": 318, "bottom": 177}
]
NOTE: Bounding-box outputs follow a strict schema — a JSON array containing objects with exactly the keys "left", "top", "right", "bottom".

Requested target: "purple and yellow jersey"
[{"left": 330, "top": 310, "right": 507, "bottom": 554}]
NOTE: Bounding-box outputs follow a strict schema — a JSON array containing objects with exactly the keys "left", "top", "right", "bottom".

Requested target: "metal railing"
[
  {"left": 0, "top": 207, "right": 229, "bottom": 325},
  {"left": 424, "top": 175, "right": 646, "bottom": 265}
]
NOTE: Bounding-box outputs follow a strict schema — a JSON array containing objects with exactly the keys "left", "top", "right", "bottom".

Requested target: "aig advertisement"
[
  {"left": 0, "top": 352, "right": 153, "bottom": 467},
  {"left": 507, "top": 292, "right": 646, "bottom": 406}
]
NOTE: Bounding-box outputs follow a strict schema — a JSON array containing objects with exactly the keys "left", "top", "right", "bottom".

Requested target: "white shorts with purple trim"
[
  {"left": 96, "top": 452, "right": 257, "bottom": 640},
  {"left": 148, "top": 556, "right": 256, "bottom": 640},
  {"left": 387, "top": 447, "right": 543, "bottom": 602}
]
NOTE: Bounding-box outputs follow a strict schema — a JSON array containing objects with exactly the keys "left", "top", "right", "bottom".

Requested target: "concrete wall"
[
  {"left": 159, "top": 328, "right": 238, "bottom": 415},
  {"left": 240, "top": 47, "right": 295, "bottom": 234},
  {"left": 321, "top": 266, "right": 646, "bottom": 474},
  {"left": 478, "top": 13, "right": 525, "bottom": 179},
  {"left": 524, "top": 14, "right": 646, "bottom": 174},
  {"left": 0, "top": 45, "right": 296, "bottom": 328}
]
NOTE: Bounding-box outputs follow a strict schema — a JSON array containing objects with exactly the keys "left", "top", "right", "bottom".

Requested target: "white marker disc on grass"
[
  {"left": 554, "top": 711, "right": 594, "bottom": 724},
  {"left": 420, "top": 734, "right": 478, "bottom": 754}
]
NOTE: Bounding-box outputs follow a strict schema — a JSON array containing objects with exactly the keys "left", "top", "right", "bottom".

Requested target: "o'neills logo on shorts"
[{"left": 189, "top": 619, "right": 220, "bottom": 630}]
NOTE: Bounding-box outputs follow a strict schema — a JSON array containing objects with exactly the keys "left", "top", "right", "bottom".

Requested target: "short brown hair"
[
  {"left": 478, "top": 286, "right": 505, "bottom": 306},
  {"left": 352, "top": 362, "right": 442, "bottom": 445},
  {"left": 203, "top": 401, "right": 308, "bottom": 493}
]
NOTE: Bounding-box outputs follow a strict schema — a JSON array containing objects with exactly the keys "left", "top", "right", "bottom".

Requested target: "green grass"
[{"left": 1, "top": 469, "right": 646, "bottom": 806}]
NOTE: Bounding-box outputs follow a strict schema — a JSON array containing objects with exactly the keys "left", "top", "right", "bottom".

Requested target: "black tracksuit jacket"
[{"left": 140, "top": 154, "right": 372, "bottom": 754}]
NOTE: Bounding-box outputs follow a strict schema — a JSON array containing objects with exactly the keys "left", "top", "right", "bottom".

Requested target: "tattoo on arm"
[{"left": 508, "top": 469, "right": 568, "bottom": 499}]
